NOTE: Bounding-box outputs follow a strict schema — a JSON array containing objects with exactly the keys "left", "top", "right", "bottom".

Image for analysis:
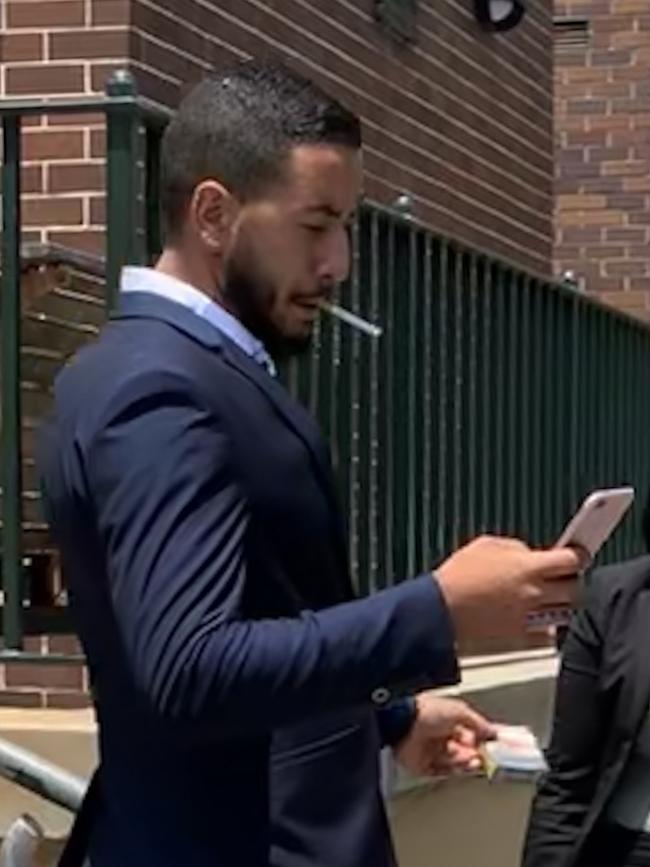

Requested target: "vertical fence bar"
[
  {"left": 505, "top": 270, "right": 518, "bottom": 535},
  {"left": 348, "top": 218, "right": 362, "bottom": 588},
  {"left": 493, "top": 263, "right": 505, "bottom": 533},
  {"left": 554, "top": 290, "right": 566, "bottom": 528},
  {"left": 421, "top": 235, "right": 433, "bottom": 569},
  {"left": 106, "top": 70, "right": 141, "bottom": 312},
  {"left": 384, "top": 218, "right": 396, "bottom": 584},
  {"left": 145, "top": 125, "right": 162, "bottom": 263},
  {"left": 450, "top": 248, "right": 464, "bottom": 551},
  {"left": 1, "top": 115, "right": 24, "bottom": 651},
  {"left": 406, "top": 227, "right": 418, "bottom": 577},
  {"left": 568, "top": 293, "right": 580, "bottom": 515},
  {"left": 435, "top": 242, "right": 449, "bottom": 557},
  {"left": 466, "top": 254, "right": 479, "bottom": 540},
  {"left": 519, "top": 277, "right": 531, "bottom": 539},
  {"left": 479, "top": 259, "right": 493, "bottom": 534},
  {"left": 368, "top": 211, "right": 381, "bottom": 589}
]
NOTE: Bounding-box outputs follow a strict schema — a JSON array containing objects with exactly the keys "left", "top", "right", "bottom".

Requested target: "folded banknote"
[{"left": 480, "top": 724, "right": 548, "bottom": 784}]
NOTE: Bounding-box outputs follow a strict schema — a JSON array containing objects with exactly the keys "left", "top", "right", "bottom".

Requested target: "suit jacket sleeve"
[
  {"left": 82, "top": 371, "right": 458, "bottom": 734},
  {"left": 521, "top": 572, "right": 610, "bottom": 867},
  {"left": 376, "top": 697, "right": 418, "bottom": 747}
]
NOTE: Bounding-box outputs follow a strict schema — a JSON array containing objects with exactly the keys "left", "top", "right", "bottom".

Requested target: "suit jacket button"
[{"left": 371, "top": 687, "right": 391, "bottom": 706}]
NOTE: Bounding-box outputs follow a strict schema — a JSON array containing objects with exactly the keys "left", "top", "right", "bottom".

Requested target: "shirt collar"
[{"left": 120, "top": 267, "right": 275, "bottom": 375}]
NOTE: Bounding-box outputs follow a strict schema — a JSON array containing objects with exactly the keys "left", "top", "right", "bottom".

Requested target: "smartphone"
[{"left": 527, "top": 486, "right": 635, "bottom": 630}]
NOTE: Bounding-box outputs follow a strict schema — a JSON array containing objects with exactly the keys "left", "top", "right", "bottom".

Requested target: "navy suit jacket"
[{"left": 39, "top": 292, "right": 459, "bottom": 867}]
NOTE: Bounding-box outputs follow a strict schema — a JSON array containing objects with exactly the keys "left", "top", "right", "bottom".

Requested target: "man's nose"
[{"left": 318, "top": 227, "right": 350, "bottom": 285}]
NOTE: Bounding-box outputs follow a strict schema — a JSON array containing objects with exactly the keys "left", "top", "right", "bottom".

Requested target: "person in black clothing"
[{"left": 523, "top": 499, "right": 650, "bottom": 867}]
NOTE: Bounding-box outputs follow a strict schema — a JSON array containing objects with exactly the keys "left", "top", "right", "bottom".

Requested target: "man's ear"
[{"left": 189, "top": 179, "right": 239, "bottom": 253}]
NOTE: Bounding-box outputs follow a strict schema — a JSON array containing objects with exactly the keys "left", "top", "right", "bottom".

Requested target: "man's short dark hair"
[{"left": 160, "top": 60, "right": 362, "bottom": 237}]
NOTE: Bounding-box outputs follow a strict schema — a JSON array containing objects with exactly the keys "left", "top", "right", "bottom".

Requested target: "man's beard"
[{"left": 222, "top": 251, "right": 313, "bottom": 360}]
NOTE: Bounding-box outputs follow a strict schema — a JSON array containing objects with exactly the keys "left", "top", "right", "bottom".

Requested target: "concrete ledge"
[{"left": 0, "top": 649, "right": 560, "bottom": 866}]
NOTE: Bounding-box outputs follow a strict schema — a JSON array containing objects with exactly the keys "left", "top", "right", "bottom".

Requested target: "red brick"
[
  {"left": 90, "top": 129, "right": 106, "bottom": 158},
  {"left": 22, "top": 636, "right": 45, "bottom": 654},
  {"left": 629, "top": 246, "right": 650, "bottom": 259},
  {"left": 630, "top": 278, "right": 650, "bottom": 292},
  {"left": 588, "top": 147, "right": 631, "bottom": 163},
  {"left": 23, "top": 130, "right": 84, "bottom": 161},
  {"left": 6, "top": 65, "right": 84, "bottom": 96},
  {"left": 593, "top": 83, "right": 634, "bottom": 99},
  {"left": 0, "top": 166, "right": 44, "bottom": 195},
  {"left": 561, "top": 227, "right": 604, "bottom": 243},
  {"left": 48, "top": 635, "right": 83, "bottom": 655},
  {"left": 611, "top": 98, "right": 648, "bottom": 114},
  {"left": 0, "top": 33, "right": 44, "bottom": 62},
  {"left": 48, "top": 163, "right": 105, "bottom": 194},
  {"left": 89, "top": 197, "right": 106, "bottom": 225},
  {"left": 584, "top": 245, "right": 626, "bottom": 259},
  {"left": 0, "top": 690, "right": 43, "bottom": 708},
  {"left": 46, "top": 113, "right": 106, "bottom": 127},
  {"left": 22, "top": 197, "right": 84, "bottom": 228},
  {"left": 610, "top": 129, "right": 649, "bottom": 146},
  {"left": 605, "top": 260, "right": 650, "bottom": 276},
  {"left": 607, "top": 193, "right": 647, "bottom": 210},
  {"left": 590, "top": 50, "right": 633, "bottom": 66},
  {"left": 47, "top": 229, "right": 105, "bottom": 255},
  {"left": 592, "top": 14, "right": 637, "bottom": 32},
  {"left": 565, "top": 130, "right": 607, "bottom": 146},
  {"left": 581, "top": 278, "right": 627, "bottom": 294},
  {"left": 600, "top": 290, "right": 649, "bottom": 307},
  {"left": 566, "top": 99, "right": 608, "bottom": 115},
  {"left": 5, "top": 663, "right": 83, "bottom": 690},
  {"left": 92, "top": 0, "right": 130, "bottom": 25},
  {"left": 606, "top": 227, "right": 648, "bottom": 242},
  {"left": 7, "top": 1, "right": 85, "bottom": 28},
  {"left": 45, "top": 692, "right": 92, "bottom": 709},
  {"left": 50, "top": 29, "right": 130, "bottom": 61}
]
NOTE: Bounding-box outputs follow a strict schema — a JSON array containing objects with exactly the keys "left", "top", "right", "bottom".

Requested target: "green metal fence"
[
  {"left": 2, "top": 71, "right": 650, "bottom": 658},
  {"left": 297, "top": 209, "right": 650, "bottom": 596}
]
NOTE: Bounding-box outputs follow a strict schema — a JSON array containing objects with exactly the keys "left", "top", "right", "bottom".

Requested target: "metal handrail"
[
  {"left": 0, "top": 736, "right": 86, "bottom": 812},
  {"left": 0, "top": 738, "right": 85, "bottom": 866}
]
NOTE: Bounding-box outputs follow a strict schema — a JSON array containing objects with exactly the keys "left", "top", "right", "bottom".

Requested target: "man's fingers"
[
  {"left": 449, "top": 704, "right": 497, "bottom": 742},
  {"left": 529, "top": 546, "right": 587, "bottom": 580}
]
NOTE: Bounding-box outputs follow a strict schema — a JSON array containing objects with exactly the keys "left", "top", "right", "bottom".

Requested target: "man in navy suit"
[{"left": 39, "top": 61, "right": 581, "bottom": 867}]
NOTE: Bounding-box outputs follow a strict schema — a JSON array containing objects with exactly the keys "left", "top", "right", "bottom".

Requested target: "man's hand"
[
  {"left": 435, "top": 535, "right": 585, "bottom": 646},
  {"left": 393, "top": 694, "right": 496, "bottom": 778}
]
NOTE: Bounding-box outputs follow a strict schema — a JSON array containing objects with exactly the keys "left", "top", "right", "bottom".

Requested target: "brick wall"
[
  {"left": 128, "top": 0, "right": 555, "bottom": 274},
  {"left": 0, "top": 636, "right": 90, "bottom": 709},
  {"left": 554, "top": 0, "right": 650, "bottom": 318},
  {"left": 0, "top": 0, "right": 131, "bottom": 254},
  {"left": 1, "top": 0, "right": 556, "bottom": 274}
]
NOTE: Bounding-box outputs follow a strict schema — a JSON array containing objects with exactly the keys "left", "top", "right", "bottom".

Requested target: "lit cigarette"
[{"left": 320, "top": 301, "right": 383, "bottom": 338}]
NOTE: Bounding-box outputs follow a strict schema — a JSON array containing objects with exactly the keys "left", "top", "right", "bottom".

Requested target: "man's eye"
[{"left": 303, "top": 224, "right": 327, "bottom": 234}]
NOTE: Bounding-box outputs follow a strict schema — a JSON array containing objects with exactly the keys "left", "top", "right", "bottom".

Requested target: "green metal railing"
[
  {"left": 295, "top": 211, "right": 650, "bottom": 595},
  {"left": 0, "top": 72, "right": 171, "bottom": 657},
  {"left": 2, "top": 72, "right": 650, "bottom": 658}
]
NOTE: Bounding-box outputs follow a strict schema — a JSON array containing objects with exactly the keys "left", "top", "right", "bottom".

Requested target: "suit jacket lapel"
[
  {"left": 113, "top": 292, "right": 348, "bottom": 574},
  {"left": 218, "top": 341, "right": 347, "bottom": 543}
]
